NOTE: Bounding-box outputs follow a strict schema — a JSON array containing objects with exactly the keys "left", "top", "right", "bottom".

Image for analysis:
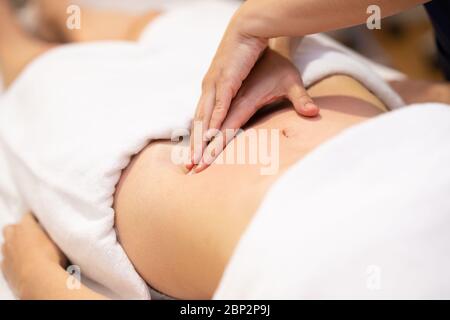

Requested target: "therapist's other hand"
[
  {"left": 192, "top": 47, "right": 319, "bottom": 173},
  {"left": 1, "top": 213, "right": 67, "bottom": 297}
]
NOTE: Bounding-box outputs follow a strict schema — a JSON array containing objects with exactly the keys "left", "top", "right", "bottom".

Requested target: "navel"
[{"left": 281, "top": 127, "right": 297, "bottom": 138}]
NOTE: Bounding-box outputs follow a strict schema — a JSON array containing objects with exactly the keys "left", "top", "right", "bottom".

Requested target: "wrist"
[
  {"left": 230, "top": 5, "right": 269, "bottom": 44},
  {"left": 20, "top": 260, "right": 62, "bottom": 299},
  {"left": 224, "top": 14, "right": 269, "bottom": 67}
]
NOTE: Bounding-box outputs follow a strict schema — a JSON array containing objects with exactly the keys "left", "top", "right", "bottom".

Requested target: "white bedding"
[
  {"left": 0, "top": 0, "right": 425, "bottom": 299},
  {"left": 215, "top": 103, "right": 450, "bottom": 299}
]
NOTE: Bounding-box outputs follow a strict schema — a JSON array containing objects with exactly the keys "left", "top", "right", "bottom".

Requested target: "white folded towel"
[{"left": 0, "top": 0, "right": 405, "bottom": 299}]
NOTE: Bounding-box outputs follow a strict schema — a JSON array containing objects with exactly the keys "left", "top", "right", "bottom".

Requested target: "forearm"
[
  {"left": 21, "top": 261, "right": 107, "bottom": 300},
  {"left": 236, "top": 0, "right": 428, "bottom": 38}
]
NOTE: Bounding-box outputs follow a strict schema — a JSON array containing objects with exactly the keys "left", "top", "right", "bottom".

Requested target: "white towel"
[
  {"left": 215, "top": 103, "right": 450, "bottom": 299},
  {"left": 0, "top": 0, "right": 405, "bottom": 299}
]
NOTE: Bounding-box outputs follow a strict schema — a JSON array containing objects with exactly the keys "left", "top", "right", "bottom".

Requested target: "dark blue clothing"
[{"left": 425, "top": 0, "right": 450, "bottom": 80}]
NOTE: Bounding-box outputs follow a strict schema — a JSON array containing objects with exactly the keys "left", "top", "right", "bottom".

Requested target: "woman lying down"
[{"left": 1, "top": 0, "right": 450, "bottom": 300}]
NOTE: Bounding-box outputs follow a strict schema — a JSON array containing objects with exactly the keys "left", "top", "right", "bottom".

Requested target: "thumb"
[{"left": 287, "top": 83, "right": 319, "bottom": 117}]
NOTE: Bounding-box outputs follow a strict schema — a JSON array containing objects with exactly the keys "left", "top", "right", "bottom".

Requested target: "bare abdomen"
[{"left": 114, "top": 75, "right": 385, "bottom": 299}]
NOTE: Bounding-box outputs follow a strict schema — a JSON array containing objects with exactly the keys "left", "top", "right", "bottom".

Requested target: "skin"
[
  {"left": 2, "top": 214, "right": 105, "bottom": 300},
  {"left": 1, "top": 0, "right": 449, "bottom": 300},
  {"left": 189, "top": 0, "right": 429, "bottom": 172}
]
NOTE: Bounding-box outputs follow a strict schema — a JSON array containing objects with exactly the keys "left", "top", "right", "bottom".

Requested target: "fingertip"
[
  {"left": 186, "top": 167, "right": 196, "bottom": 175},
  {"left": 299, "top": 103, "right": 320, "bottom": 117},
  {"left": 288, "top": 87, "right": 319, "bottom": 118},
  {"left": 193, "top": 161, "right": 208, "bottom": 174}
]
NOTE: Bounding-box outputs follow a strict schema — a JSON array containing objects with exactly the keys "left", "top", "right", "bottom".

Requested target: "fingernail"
[
  {"left": 305, "top": 102, "right": 317, "bottom": 111},
  {"left": 186, "top": 162, "right": 194, "bottom": 170},
  {"left": 194, "top": 162, "right": 206, "bottom": 173}
]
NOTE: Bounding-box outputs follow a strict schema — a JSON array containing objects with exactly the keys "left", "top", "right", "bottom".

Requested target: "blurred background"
[
  {"left": 10, "top": 0, "right": 443, "bottom": 81},
  {"left": 330, "top": 6, "right": 442, "bottom": 81}
]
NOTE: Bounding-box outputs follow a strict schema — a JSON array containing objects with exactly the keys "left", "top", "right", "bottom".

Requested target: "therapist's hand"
[
  {"left": 188, "top": 21, "right": 269, "bottom": 169},
  {"left": 190, "top": 45, "right": 319, "bottom": 173},
  {"left": 187, "top": 20, "right": 318, "bottom": 172}
]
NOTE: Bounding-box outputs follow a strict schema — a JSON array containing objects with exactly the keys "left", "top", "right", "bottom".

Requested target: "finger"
[
  {"left": 187, "top": 118, "right": 199, "bottom": 171},
  {"left": 220, "top": 94, "right": 260, "bottom": 132},
  {"left": 189, "top": 98, "right": 205, "bottom": 169},
  {"left": 208, "top": 82, "right": 233, "bottom": 131},
  {"left": 189, "top": 89, "right": 216, "bottom": 168},
  {"left": 194, "top": 128, "right": 238, "bottom": 174},
  {"left": 287, "top": 84, "right": 319, "bottom": 117},
  {"left": 194, "top": 96, "right": 257, "bottom": 173}
]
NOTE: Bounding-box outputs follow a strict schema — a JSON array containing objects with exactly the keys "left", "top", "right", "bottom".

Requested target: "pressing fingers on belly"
[
  {"left": 192, "top": 50, "right": 320, "bottom": 174},
  {"left": 189, "top": 89, "right": 217, "bottom": 170}
]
